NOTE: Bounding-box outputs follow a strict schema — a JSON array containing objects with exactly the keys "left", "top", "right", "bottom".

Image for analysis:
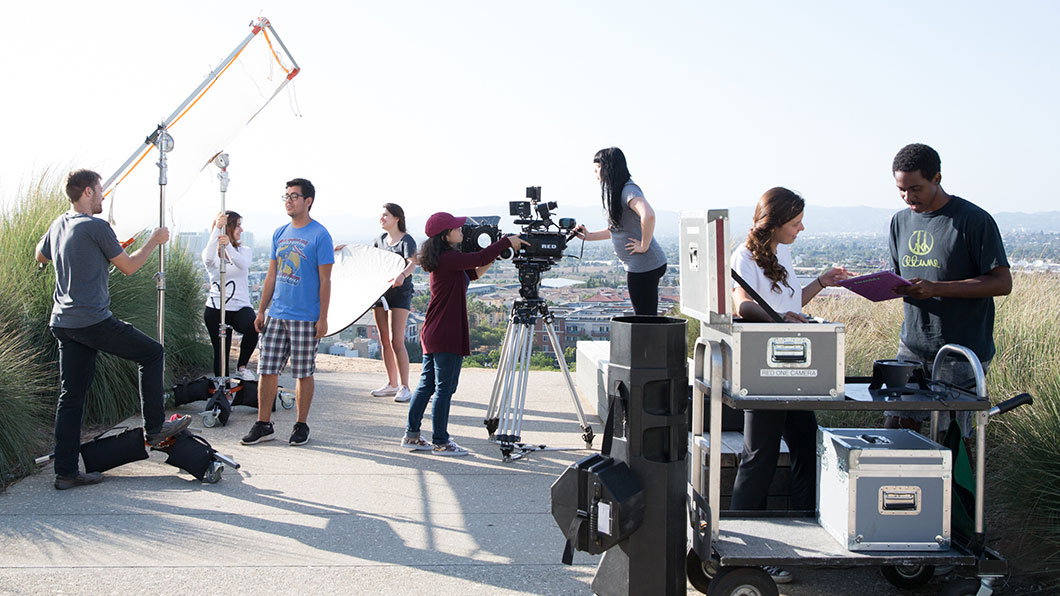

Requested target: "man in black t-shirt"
[{"left": 884, "top": 144, "right": 1012, "bottom": 436}]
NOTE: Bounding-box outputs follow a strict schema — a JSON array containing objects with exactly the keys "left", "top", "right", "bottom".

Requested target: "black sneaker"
[
  {"left": 55, "top": 471, "right": 103, "bottom": 490},
  {"left": 145, "top": 415, "right": 192, "bottom": 446},
  {"left": 241, "top": 421, "right": 275, "bottom": 445},
  {"left": 289, "top": 422, "right": 310, "bottom": 446}
]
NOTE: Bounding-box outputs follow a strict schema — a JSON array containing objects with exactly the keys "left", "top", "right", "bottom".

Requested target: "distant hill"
[{"left": 238, "top": 205, "right": 1060, "bottom": 246}]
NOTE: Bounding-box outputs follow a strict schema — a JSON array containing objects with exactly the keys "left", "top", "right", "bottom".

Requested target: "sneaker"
[
  {"left": 432, "top": 440, "right": 469, "bottom": 456},
  {"left": 237, "top": 367, "right": 257, "bottom": 381},
  {"left": 145, "top": 415, "right": 192, "bottom": 445},
  {"left": 401, "top": 435, "right": 433, "bottom": 451},
  {"left": 54, "top": 471, "right": 103, "bottom": 490},
  {"left": 289, "top": 422, "right": 310, "bottom": 446},
  {"left": 763, "top": 566, "right": 792, "bottom": 584},
  {"left": 371, "top": 384, "right": 399, "bottom": 397},
  {"left": 240, "top": 420, "right": 275, "bottom": 445},
  {"left": 394, "top": 386, "right": 412, "bottom": 403}
]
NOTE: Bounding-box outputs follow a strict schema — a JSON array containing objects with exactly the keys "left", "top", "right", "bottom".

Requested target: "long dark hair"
[
  {"left": 746, "top": 187, "right": 804, "bottom": 295},
  {"left": 383, "top": 202, "right": 406, "bottom": 233},
  {"left": 594, "top": 147, "right": 632, "bottom": 229},
  {"left": 224, "top": 210, "right": 242, "bottom": 250},
  {"left": 418, "top": 230, "right": 453, "bottom": 273}
]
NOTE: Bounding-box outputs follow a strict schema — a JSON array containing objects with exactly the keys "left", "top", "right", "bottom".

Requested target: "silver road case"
[{"left": 817, "top": 427, "right": 952, "bottom": 551}]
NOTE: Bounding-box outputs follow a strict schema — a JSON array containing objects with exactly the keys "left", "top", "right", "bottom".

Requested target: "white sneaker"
[
  {"left": 237, "top": 367, "right": 257, "bottom": 381},
  {"left": 763, "top": 566, "right": 792, "bottom": 584},
  {"left": 394, "top": 386, "right": 412, "bottom": 402},
  {"left": 401, "top": 435, "right": 433, "bottom": 451},
  {"left": 371, "top": 384, "right": 398, "bottom": 397},
  {"left": 432, "top": 440, "right": 469, "bottom": 456}
]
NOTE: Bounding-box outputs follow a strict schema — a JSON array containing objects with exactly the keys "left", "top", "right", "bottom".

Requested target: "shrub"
[{"left": 0, "top": 176, "right": 210, "bottom": 486}]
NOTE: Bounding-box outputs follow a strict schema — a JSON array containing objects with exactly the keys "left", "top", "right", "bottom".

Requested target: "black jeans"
[
  {"left": 626, "top": 263, "right": 667, "bottom": 315},
  {"left": 730, "top": 409, "right": 818, "bottom": 511},
  {"left": 203, "top": 306, "right": 259, "bottom": 376},
  {"left": 50, "top": 316, "right": 165, "bottom": 476}
]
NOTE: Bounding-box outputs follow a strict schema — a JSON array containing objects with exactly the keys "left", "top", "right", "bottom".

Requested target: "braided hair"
[{"left": 746, "top": 187, "right": 804, "bottom": 296}]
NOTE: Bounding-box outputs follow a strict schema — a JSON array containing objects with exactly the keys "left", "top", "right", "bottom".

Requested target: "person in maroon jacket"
[{"left": 401, "top": 212, "right": 526, "bottom": 456}]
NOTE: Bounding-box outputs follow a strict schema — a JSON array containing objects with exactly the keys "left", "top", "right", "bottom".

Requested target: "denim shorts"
[
  {"left": 257, "top": 317, "right": 320, "bottom": 379},
  {"left": 374, "top": 284, "right": 413, "bottom": 311}
]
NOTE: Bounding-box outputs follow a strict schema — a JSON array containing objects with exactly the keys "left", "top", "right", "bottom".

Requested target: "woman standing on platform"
[
  {"left": 401, "top": 212, "right": 526, "bottom": 456},
  {"left": 369, "top": 203, "right": 418, "bottom": 403},
  {"left": 573, "top": 147, "right": 668, "bottom": 315},
  {"left": 729, "top": 187, "right": 850, "bottom": 584},
  {"left": 202, "top": 211, "right": 259, "bottom": 380}
]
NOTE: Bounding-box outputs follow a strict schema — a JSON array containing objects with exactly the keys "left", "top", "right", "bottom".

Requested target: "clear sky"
[{"left": 2, "top": 1, "right": 1058, "bottom": 235}]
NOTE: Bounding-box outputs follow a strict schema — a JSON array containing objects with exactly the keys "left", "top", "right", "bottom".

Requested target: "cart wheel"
[
  {"left": 706, "top": 566, "right": 779, "bottom": 596},
  {"left": 278, "top": 391, "right": 294, "bottom": 409},
  {"left": 939, "top": 578, "right": 984, "bottom": 596},
  {"left": 686, "top": 548, "right": 715, "bottom": 594},
  {"left": 203, "top": 461, "right": 223, "bottom": 484},
  {"left": 881, "top": 564, "right": 935, "bottom": 589},
  {"left": 202, "top": 411, "right": 218, "bottom": 428}
]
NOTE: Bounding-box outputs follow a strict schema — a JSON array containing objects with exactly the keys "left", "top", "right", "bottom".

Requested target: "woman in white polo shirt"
[
  {"left": 202, "top": 210, "right": 258, "bottom": 381},
  {"left": 729, "top": 187, "right": 850, "bottom": 584}
]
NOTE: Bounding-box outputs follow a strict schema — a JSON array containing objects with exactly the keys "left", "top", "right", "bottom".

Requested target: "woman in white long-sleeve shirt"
[{"left": 202, "top": 211, "right": 259, "bottom": 380}]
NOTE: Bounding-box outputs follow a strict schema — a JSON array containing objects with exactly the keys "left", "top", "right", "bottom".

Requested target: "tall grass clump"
[
  {"left": 985, "top": 273, "right": 1060, "bottom": 554},
  {"left": 0, "top": 175, "right": 210, "bottom": 485}
]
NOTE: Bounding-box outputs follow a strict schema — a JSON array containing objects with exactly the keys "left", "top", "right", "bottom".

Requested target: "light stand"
[
  {"left": 213, "top": 152, "right": 231, "bottom": 384},
  {"left": 198, "top": 153, "right": 295, "bottom": 428},
  {"left": 149, "top": 124, "right": 174, "bottom": 348},
  {"left": 484, "top": 268, "right": 594, "bottom": 461}
]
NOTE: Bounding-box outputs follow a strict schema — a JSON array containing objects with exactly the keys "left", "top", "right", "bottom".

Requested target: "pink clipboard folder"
[{"left": 836, "top": 271, "right": 911, "bottom": 301}]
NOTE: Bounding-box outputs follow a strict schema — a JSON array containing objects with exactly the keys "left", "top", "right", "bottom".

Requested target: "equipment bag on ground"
[
  {"left": 80, "top": 426, "right": 150, "bottom": 473},
  {"left": 172, "top": 376, "right": 216, "bottom": 406},
  {"left": 153, "top": 430, "right": 217, "bottom": 481}
]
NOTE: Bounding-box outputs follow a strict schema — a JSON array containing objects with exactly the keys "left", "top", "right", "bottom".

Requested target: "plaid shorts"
[{"left": 257, "top": 317, "right": 320, "bottom": 379}]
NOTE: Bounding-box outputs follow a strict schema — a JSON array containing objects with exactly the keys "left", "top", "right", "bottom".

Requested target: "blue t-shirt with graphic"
[{"left": 269, "top": 219, "right": 335, "bottom": 321}]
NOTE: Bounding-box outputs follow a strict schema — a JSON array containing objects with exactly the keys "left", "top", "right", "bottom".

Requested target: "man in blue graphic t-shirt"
[
  {"left": 884, "top": 144, "right": 1011, "bottom": 437},
  {"left": 241, "top": 178, "right": 334, "bottom": 447}
]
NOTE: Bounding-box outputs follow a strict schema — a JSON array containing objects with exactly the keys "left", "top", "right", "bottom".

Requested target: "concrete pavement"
[{"left": 0, "top": 356, "right": 951, "bottom": 595}]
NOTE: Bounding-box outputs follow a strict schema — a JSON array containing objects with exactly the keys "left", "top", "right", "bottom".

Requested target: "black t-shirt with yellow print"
[{"left": 888, "top": 196, "right": 1009, "bottom": 362}]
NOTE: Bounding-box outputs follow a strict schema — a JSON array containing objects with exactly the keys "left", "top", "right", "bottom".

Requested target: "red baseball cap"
[{"left": 425, "top": 212, "right": 466, "bottom": 237}]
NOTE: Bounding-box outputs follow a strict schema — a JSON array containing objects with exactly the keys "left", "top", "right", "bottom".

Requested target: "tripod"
[{"left": 484, "top": 297, "right": 594, "bottom": 461}]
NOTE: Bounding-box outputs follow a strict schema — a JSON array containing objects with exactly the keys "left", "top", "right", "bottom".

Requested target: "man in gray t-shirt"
[
  {"left": 35, "top": 169, "right": 191, "bottom": 490},
  {"left": 884, "top": 144, "right": 1012, "bottom": 437}
]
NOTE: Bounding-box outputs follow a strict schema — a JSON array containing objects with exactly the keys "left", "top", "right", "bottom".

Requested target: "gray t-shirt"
[
  {"left": 38, "top": 212, "right": 124, "bottom": 328},
  {"left": 889, "top": 196, "right": 1009, "bottom": 362},
  {"left": 372, "top": 232, "right": 417, "bottom": 292},
  {"left": 608, "top": 180, "right": 667, "bottom": 273}
]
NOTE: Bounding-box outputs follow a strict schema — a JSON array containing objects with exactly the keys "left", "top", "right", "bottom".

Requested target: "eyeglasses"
[{"left": 281, "top": 193, "right": 305, "bottom": 202}]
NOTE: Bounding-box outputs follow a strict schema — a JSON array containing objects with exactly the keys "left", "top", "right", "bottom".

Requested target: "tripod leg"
[
  {"left": 544, "top": 319, "right": 594, "bottom": 447},
  {"left": 495, "top": 322, "right": 524, "bottom": 440},
  {"left": 510, "top": 322, "right": 534, "bottom": 442},
  {"left": 498, "top": 322, "right": 527, "bottom": 441},
  {"left": 485, "top": 318, "right": 517, "bottom": 428}
]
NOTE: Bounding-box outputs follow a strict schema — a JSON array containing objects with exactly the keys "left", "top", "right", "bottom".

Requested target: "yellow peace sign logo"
[{"left": 908, "top": 230, "right": 934, "bottom": 256}]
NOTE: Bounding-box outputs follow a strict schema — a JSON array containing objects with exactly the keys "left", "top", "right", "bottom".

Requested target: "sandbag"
[
  {"left": 155, "top": 430, "right": 216, "bottom": 481},
  {"left": 80, "top": 426, "right": 149, "bottom": 473},
  {"left": 172, "top": 376, "right": 216, "bottom": 406}
]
